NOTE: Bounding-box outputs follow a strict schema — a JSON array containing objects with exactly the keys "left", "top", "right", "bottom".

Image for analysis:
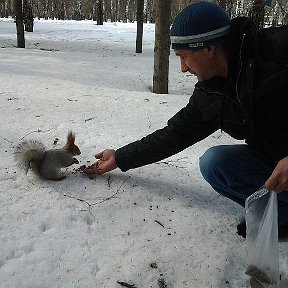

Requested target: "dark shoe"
[
  {"left": 237, "top": 221, "right": 288, "bottom": 239},
  {"left": 279, "top": 223, "right": 288, "bottom": 238},
  {"left": 237, "top": 221, "right": 247, "bottom": 238}
]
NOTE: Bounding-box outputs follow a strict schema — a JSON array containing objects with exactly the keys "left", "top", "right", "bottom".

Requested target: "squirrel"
[{"left": 14, "top": 131, "right": 81, "bottom": 180}]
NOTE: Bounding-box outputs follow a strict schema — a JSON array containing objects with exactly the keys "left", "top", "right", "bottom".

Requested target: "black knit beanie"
[{"left": 171, "top": 1, "right": 231, "bottom": 50}]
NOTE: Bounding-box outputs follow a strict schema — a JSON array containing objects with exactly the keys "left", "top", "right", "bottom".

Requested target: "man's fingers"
[
  {"left": 83, "top": 163, "right": 98, "bottom": 174},
  {"left": 266, "top": 176, "right": 288, "bottom": 193},
  {"left": 83, "top": 168, "right": 95, "bottom": 174},
  {"left": 265, "top": 180, "right": 275, "bottom": 191},
  {"left": 265, "top": 179, "right": 273, "bottom": 191},
  {"left": 95, "top": 152, "right": 103, "bottom": 159}
]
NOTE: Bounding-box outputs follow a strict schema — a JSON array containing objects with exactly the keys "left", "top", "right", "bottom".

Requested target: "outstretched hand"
[
  {"left": 265, "top": 156, "right": 288, "bottom": 193},
  {"left": 83, "top": 149, "right": 117, "bottom": 175}
]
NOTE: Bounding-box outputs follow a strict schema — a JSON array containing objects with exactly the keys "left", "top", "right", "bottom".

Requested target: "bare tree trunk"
[
  {"left": 23, "top": 0, "right": 34, "bottom": 32},
  {"left": 58, "top": 0, "right": 65, "bottom": 20},
  {"left": 43, "top": 0, "right": 48, "bottom": 19},
  {"left": 96, "top": 0, "right": 103, "bottom": 25},
  {"left": 74, "top": 0, "right": 82, "bottom": 20},
  {"left": 104, "top": 0, "right": 111, "bottom": 22},
  {"left": 1, "top": 0, "right": 13, "bottom": 17},
  {"left": 153, "top": 0, "right": 171, "bottom": 94},
  {"left": 14, "top": 0, "right": 25, "bottom": 47},
  {"left": 249, "top": 0, "right": 265, "bottom": 29},
  {"left": 119, "top": 0, "right": 128, "bottom": 22},
  {"left": 277, "top": 0, "right": 288, "bottom": 25},
  {"left": 111, "top": 0, "right": 118, "bottom": 22},
  {"left": 127, "top": 0, "right": 135, "bottom": 22},
  {"left": 136, "top": 0, "right": 144, "bottom": 53},
  {"left": 146, "top": 0, "right": 155, "bottom": 23},
  {"left": 92, "top": 0, "right": 97, "bottom": 21}
]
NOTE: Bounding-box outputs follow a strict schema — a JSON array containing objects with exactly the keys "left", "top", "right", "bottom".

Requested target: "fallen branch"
[
  {"left": 91, "top": 176, "right": 130, "bottom": 205},
  {"left": 155, "top": 220, "right": 165, "bottom": 228},
  {"left": 21, "top": 129, "right": 45, "bottom": 140},
  {"left": 117, "top": 281, "right": 137, "bottom": 288},
  {"left": 62, "top": 176, "right": 130, "bottom": 215},
  {"left": 63, "top": 194, "right": 93, "bottom": 215}
]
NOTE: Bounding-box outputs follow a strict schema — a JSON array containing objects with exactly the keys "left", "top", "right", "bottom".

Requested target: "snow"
[{"left": 0, "top": 17, "right": 287, "bottom": 288}]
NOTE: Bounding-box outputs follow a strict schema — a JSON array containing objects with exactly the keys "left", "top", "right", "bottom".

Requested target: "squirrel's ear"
[{"left": 67, "top": 131, "right": 75, "bottom": 143}]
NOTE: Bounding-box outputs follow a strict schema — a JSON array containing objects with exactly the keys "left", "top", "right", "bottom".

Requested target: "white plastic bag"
[{"left": 245, "top": 186, "right": 279, "bottom": 287}]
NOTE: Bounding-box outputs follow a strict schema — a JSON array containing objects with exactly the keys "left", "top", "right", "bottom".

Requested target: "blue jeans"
[{"left": 199, "top": 144, "right": 288, "bottom": 224}]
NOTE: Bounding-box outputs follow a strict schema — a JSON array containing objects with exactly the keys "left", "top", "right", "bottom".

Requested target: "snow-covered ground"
[{"left": 0, "top": 18, "right": 287, "bottom": 288}]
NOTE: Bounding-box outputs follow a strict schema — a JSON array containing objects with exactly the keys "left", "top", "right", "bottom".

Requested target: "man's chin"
[{"left": 194, "top": 74, "right": 201, "bottom": 81}]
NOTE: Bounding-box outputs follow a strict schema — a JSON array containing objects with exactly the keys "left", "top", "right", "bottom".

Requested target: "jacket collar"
[{"left": 227, "top": 17, "right": 257, "bottom": 80}]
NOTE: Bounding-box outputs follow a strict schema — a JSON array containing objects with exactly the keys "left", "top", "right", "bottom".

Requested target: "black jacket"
[{"left": 115, "top": 17, "right": 288, "bottom": 171}]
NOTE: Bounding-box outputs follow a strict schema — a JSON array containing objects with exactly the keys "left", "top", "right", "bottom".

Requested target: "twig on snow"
[
  {"left": 154, "top": 220, "right": 165, "bottom": 228},
  {"left": 63, "top": 194, "right": 93, "bottom": 215},
  {"left": 21, "top": 129, "right": 45, "bottom": 140},
  {"left": 117, "top": 281, "right": 137, "bottom": 288},
  {"left": 91, "top": 176, "right": 130, "bottom": 205},
  {"left": 62, "top": 176, "right": 130, "bottom": 215}
]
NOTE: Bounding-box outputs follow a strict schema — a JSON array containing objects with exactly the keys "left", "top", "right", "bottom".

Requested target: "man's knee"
[{"left": 199, "top": 146, "right": 225, "bottom": 180}]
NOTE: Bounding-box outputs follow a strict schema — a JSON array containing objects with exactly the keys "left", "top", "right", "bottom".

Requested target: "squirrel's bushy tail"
[{"left": 14, "top": 140, "right": 46, "bottom": 174}]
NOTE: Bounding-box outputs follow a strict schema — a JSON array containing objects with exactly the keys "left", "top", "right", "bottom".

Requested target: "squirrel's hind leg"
[{"left": 40, "top": 167, "right": 65, "bottom": 181}]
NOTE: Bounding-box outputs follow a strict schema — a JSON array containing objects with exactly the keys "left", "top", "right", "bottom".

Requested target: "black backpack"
[{"left": 257, "top": 24, "right": 288, "bottom": 65}]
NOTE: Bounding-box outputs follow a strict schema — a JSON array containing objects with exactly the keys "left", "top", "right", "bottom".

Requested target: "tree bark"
[
  {"left": 136, "top": 0, "right": 144, "bottom": 53},
  {"left": 146, "top": 0, "right": 156, "bottom": 23},
  {"left": 23, "top": 0, "right": 33, "bottom": 32},
  {"left": 14, "top": 0, "right": 25, "bottom": 47},
  {"left": 58, "top": 0, "right": 65, "bottom": 20},
  {"left": 119, "top": 0, "right": 128, "bottom": 22},
  {"left": 96, "top": 0, "right": 103, "bottom": 25},
  {"left": 153, "top": 0, "right": 171, "bottom": 94}
]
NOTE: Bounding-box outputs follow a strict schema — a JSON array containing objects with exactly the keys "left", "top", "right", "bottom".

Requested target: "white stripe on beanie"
[{"left": 171, "top": 25, "right": 231, "bottom": 44}]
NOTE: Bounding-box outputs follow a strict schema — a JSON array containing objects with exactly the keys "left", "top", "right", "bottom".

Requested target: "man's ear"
[{"left": 206, "top": 46, "right": 216, "bottom": 57}]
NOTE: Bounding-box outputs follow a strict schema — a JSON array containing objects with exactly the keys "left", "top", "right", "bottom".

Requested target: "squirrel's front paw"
[{"left": 72, "top": 157, "right": 79, "bottom": 164}]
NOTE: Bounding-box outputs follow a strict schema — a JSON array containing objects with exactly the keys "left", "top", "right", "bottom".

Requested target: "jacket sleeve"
[{"left": 115, "top": 93, "right": 218, "bottom": 172}]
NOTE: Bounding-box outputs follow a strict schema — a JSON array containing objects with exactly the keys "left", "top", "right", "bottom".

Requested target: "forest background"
[
  {"left": 1, "top": 0, "right": 287, "bottom": 95},
  {"left": 0, "top": 0, "right": 288, "bottom": 27}
]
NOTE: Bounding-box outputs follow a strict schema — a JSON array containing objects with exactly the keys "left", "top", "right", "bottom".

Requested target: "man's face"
[{"left": 175, "top": 49, "right": 213, "bottom": 81}]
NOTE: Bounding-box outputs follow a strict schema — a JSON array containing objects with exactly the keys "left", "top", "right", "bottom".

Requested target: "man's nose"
[
  {"left": 181, "top": 64, "right": 189, "bottom": 73},
  {"left": 180, "top": 60, "right": 189, "bottom": 73}
]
